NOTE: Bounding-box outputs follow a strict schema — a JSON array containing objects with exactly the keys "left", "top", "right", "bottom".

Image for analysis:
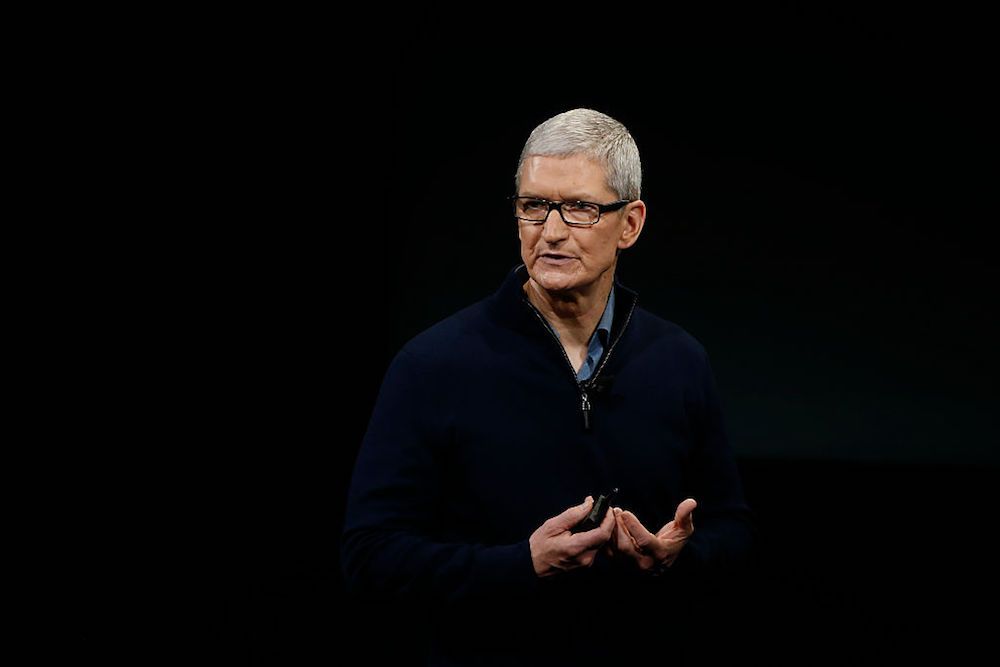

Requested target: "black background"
[{"left": 202, "top": 12, "right": 998, "bottom": 665}]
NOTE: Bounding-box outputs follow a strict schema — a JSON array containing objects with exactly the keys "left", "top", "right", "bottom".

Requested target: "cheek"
[{"left": 580, "top": 230, "right": 618, "bottom": 260}]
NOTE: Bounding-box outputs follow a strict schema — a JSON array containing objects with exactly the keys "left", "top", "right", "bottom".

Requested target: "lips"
[{"left": 538, "top": 252, "right": 576, "bottom": 264}]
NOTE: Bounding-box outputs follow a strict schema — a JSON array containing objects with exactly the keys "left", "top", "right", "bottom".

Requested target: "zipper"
[
  {"left": 524, "top": 301, "right": 583, "bottom": 390},
  {"left": 523, "top": 290, "right": 637, "bottom": 430},
  {"left": 584, "top": 292, "right": 636, "bottom": 391}
]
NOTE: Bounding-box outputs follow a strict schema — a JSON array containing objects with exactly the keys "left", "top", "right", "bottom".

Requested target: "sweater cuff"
[
  {"left": 670, "top": 538, "right": 701, "bottom": 571},
  {"left": 477, "top": 540, "right": 540, "bottom": 595}
]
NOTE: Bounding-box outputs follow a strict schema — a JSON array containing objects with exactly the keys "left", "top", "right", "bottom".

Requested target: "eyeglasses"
[{"left": 510, "top": 196, "right": 631, "bottom": 226}]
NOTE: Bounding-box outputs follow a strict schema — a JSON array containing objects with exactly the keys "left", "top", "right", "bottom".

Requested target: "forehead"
[{"left": 519, "top": 155, "right": 613, "bottom": 197}]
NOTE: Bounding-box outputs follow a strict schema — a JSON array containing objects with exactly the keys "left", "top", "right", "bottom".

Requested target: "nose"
[{"left": 540, "top": 206, "right": 570, "bottom": 244}]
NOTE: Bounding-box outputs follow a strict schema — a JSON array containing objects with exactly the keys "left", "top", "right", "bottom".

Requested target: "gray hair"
[{"left": 515, "top": 108, "right": 642, "bottom": 200}]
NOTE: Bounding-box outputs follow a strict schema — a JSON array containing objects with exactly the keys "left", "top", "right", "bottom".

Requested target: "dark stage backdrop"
[{"left": 211, "top": 22, "right": 998, "bottom": 666}]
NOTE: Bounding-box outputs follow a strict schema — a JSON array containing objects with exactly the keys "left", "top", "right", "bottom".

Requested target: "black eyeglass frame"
[{"left": 509, "top": 195, "right": 633, "bottom": 226}]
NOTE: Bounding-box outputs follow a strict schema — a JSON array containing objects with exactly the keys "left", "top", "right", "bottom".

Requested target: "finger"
[
  {"left": 597, "top": 501, "right": 616, "bottom": 537},
  {"left": 578, "top": 548, "right": 599, "bottom": 568},
  {"left": 571, "top": 513, "right": 615, "bottom": 552},
  {"left": 570, "top": 533, "right": 606, "bottom": 555},
  {"left": 547, "top": 496, "right": 593, "bottom": 532},
  {"left": 674, "top": 498, "right": 697, "bottom": 533},
  {"left": 619, "top": 510, "right": 657, "bottom": 550},
  {"left": 604, "top": 510, "right": 620, "bottom": 557},
  {"left": 614, "top": 512, "right": 656, "bottom": 569},
  {"left": 614, "top": 510, "right": 637, "bottom": 554},
  {"left": 614, "top": 509, "right": 644, "bottom": 555}
]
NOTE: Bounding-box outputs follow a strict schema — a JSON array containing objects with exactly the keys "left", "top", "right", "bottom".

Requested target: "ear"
[{"left": 617, "top": 200, "right": 646, "bottom": 250}]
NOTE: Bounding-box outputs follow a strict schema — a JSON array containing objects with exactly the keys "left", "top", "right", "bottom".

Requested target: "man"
[{"left": 342, "top": 109, "right": 752, "bottom": 664}]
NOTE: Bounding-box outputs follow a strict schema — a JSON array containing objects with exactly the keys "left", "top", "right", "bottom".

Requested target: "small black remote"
[{"left": 571, "top": 487, "right": 619, "bottom": 533}]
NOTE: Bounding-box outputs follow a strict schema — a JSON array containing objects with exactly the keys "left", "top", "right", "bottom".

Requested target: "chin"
[{"left": 529, "top": 264, "right": 583, "bottom": 293}]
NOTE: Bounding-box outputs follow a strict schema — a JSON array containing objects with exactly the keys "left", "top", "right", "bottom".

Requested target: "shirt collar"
[
  {"left": 521, "top": 284, "right": 616, "bottom": 345},
  {"left": 596, "top": 287, "right": 615, "bottom": 345}
]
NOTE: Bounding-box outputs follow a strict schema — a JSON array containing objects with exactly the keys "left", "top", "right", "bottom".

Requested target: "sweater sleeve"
[
  {"left": 676, "top": 349, "right": 755, "bottom": 571},
  {"left": 341, "top": 348, "right": 538, "bottom": 601}
]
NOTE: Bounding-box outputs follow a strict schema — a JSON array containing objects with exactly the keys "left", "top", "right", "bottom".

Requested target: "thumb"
[
  {"left": 619, "top": 510, "right": 655, "bottom": 548},
  {"left": 551, "top": 496, "right": 594, "bottom": 531},
  {"left": 675, "top": 498, "right": 697, "bottom": 532}
]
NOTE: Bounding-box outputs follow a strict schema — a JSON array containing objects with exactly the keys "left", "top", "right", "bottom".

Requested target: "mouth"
[{"left": 538, "top": 253, "right": 576, "bottom": 265}]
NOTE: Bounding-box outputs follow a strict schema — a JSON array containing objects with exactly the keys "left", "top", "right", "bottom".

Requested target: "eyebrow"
[{"left": 518, "top": 193, "right": 604, "bottom": 202}]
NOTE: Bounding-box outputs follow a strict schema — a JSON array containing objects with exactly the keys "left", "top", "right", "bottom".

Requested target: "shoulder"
[
  {"left": 632, "top": 307, "right": 708, "bottom": 356},
  {"left": 396, "top": 298, "right": 494, "bottom": 370},
  {"left": 626, "top": 306, "right": 712, "bottom": 377}
]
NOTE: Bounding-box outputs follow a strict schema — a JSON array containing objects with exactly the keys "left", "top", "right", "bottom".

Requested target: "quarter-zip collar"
[
  {"left": 489, "top": 264, "right": 639, "bottom": 430},
  {"left": 491, "top": 264, "right": 638, "bottom": 346}
]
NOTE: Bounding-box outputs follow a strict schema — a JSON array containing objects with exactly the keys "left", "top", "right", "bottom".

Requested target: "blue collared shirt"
[
  {"left": 577, "top": 288, "right": 615, "bottom": 381},
  {"left": 547, "top": 288, "right": 615, "bottom": 382}
]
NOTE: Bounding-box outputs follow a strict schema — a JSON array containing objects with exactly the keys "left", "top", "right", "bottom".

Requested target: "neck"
[{"left": 524, "top": 266, "right": 615, "bottom": 347}]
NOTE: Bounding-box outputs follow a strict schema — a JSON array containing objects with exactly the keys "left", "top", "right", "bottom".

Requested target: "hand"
[
  {"left": 612, "top": 498, "right": 697, "bottom": 572},
  {"left": 529, "top": 496, "right": 616, "bottom": 577}
]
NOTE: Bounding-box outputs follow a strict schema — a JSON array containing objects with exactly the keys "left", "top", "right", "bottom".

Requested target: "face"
[{"left": 517, "top": 155, "right": 645, "bottom": 294}]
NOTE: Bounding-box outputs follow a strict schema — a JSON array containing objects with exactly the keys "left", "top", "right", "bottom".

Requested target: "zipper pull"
[{"left": 581, "top": 391, "right": 592, "bottom": 430}]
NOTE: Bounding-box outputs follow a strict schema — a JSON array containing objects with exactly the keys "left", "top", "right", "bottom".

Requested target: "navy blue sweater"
[{"left": 342, "top": 265, "right": 752, "bottom": 661}]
